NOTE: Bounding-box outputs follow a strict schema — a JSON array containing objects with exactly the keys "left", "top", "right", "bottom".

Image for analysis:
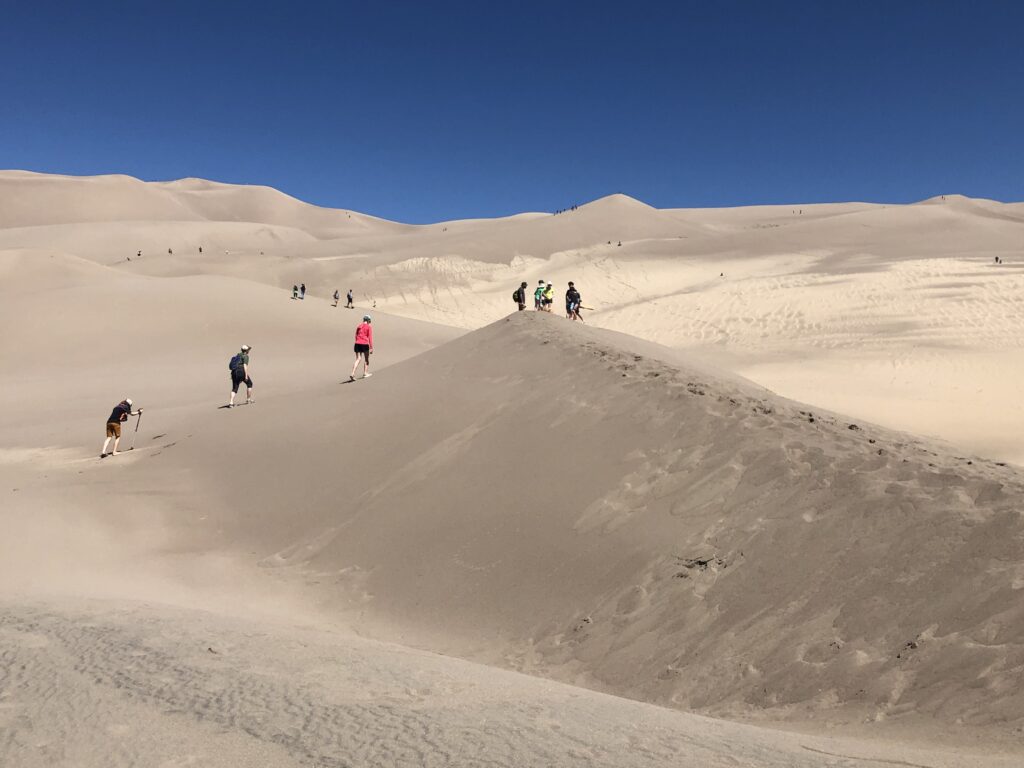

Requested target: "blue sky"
[{"left": 2, "top": 1, "right": 1022, "bottom": 222}]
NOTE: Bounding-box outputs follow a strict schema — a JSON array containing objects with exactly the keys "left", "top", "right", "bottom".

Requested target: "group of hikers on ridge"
[{"left": 514, "top": 280, "right": 585, "bottom": 321}]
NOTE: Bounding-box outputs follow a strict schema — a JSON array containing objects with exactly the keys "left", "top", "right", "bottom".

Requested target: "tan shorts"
[{"left": 106, "top": 421, "right": 121, "bottom": 438}]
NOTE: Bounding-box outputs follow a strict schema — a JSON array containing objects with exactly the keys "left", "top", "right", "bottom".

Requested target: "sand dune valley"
[{"left": 2, "top": 170, "right": 1024, "bottom": 767}]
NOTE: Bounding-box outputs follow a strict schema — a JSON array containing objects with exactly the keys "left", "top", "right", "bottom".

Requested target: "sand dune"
[
  {"left": 7, "top": 172, "right": 1017, "bottom": 461},
  {"left": 2, "top": 172, "right": 1024, "bottom": 765},
  {"left": 50, "top": 312, "right": 1018, "bottom": 737}
]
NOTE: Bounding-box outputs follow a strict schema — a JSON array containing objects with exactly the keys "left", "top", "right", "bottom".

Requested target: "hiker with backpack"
[
  {"left": 346, "top": 289, "right": 354, "bottom": 308},
  {"left": 349, "top": 315, "right": 374, "bottom": 381},
  {"left": 101, "top": 398, "right": 143, "bottom": 457},
  {"left": 228, "top": 345, "right": 254, "bottom": 407},
  {"left": 513, "top": 282, "right": 528, "bottom": 311},
  {"left": 300, "top": 283, "right": 306, "bottom": 300},
  {"left": 292, "top": 285, "right": 299, "bottom": 300},
  {"left": 333, "top": 289, "right": 340, "bottom": 307}
]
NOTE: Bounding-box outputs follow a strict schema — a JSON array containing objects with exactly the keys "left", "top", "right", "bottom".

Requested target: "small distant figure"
[
  {"left": 542, "top": 282, "right": 554, "bottom": 311},
  {"left": 566, "top": 281, "right": 582, "bottom": 321},
  {"left": 617, "top": 241, "right": 622, "bottom": 247},
  {"left": 534, "top": 280, "right": 545, "bottom": 311},
  {"left": 168, "top": 248, "right": 173, "bottom": 254},
  {"left": 346, "top": 289, "right": 354, "bottom": 308},
  {"left": 333, "top": 289, "right": 340, "bottom": 307},
  {"left": 101, "top": 398, "right": 143, "bottom": 457},
  {"left": 350, "top": 315, "right": 374, "bottom": 381},
  {"left": 300, "top": 283, "right": 306, "bottom": 300},
  {"left": 292, "top": 285, "right": 299, "bottom": 300},
  {"left": 372, "top": 300, "right": 377, "bottom": 308},
  {"left": 513, "top": 281, "right": 528, "bottom": 311},
  {"left": 199, "top": 246, "right": 203, "bottom": 253},
  {"left": 228, "top": 345, "right": 254, "bottom": 408},
  {"left": 137, "top": 250, "right": 141, "bottom": 258}
]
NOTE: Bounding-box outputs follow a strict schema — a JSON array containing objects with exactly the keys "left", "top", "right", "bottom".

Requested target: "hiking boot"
[{"left": 362, "top": 372, "right": 372, "bottom": 378}]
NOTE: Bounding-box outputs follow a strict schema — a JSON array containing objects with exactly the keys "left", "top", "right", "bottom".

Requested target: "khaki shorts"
[{"left": 106, "top": 421, "right": 121, "bottom": 438}]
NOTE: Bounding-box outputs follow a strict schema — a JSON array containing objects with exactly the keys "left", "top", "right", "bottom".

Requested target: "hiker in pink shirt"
[{"left": 349, "top": 315, "right": 374, "bottom": 381}]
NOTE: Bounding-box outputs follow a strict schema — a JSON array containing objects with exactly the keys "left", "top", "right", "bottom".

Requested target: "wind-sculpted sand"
[
  {"left": 1, "top": 172, "right": 1023, "bottom": 765},
  {"left": 7, "top": 599, "right": 1016, "bottom": 768}
]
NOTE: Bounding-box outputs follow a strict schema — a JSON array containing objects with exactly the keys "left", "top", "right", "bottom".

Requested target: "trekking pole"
[{"left": 129, "top": 411, "right": 142, "bottom": 451}]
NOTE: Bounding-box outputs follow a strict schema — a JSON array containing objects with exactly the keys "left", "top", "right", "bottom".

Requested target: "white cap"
[
  {"left": 125, "top": 398, "right": 133, "bottom": 406},
  {"left": 241, "top": 344, "right": 251, "bottom": 351}
]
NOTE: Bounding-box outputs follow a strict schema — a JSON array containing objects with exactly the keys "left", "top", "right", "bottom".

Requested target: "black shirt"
[{"left": 107, "top": 402, "right": 131, "bottom": 424}]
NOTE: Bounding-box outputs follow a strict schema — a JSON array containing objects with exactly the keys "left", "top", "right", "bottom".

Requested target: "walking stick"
[{"left": 129, "top": 411, "right": 142, "bottom": 451}]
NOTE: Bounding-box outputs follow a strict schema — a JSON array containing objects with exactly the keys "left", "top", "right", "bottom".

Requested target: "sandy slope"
[
  {"left": 44, "top": 312, "right": 1019, "bottom": 739},
  {"left": 0, "top": 248, "right": 459, "bottom": 448},
  {"left": 6, "top": 599, "right": 1016, "bottom": 768},
  {"left": 3, "top": 172, "right": 1024, "bottom": 765},
  {"left": 2, "top": 172, "right": 1021, "bottom": 463}
]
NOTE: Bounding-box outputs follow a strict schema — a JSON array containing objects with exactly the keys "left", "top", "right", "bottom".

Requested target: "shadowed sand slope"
[
  {"left": 6, "top": 598, "right": 1015, "bottom": 768},
  {"left": 103, "top": 311, "right": 1024, "bottom": 736}
]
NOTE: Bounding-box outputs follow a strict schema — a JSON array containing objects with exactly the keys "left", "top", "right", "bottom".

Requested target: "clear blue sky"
[{"left": 2, "top": 1, "right": 1022, "bottom": 223}]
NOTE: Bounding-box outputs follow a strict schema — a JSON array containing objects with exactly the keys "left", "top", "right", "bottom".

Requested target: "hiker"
[
  {"left": 333, "top": 289, "right": 340, "bottom": 307},
  {"left": 228, "top": 345, "right": 254, "bottom": 407},
  {"left": 292, "top": 285, "right": 299, "bottom": 300},
  {"left": 346, "top": 289, "right": 354, "bottom": 308},
  {"left": 566, "top": 281, "right": 582, "bottom": 321},
  {"left": 300, "top": 283, "right": 306, "bottom": 300},
  {"left": 542, "top": 282, "right": 555, "bottom": 311},
  {"left": 534, "top": 280, "right": 546, "bottom": 311},
  {"left": 101, "top": 398, "right": 143, "bottom": 457},
  {"left": 350, "top": 315, "right": 374, "bottom": 381},
  {"left": 199, "top": 246, "right": 203, "bottom": 253},
  {"left": 513, "top": 281, "right": 528, "bottom": 311}
]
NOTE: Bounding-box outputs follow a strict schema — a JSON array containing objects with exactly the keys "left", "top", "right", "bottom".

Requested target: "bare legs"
[{"left": 349, "top": 351, "right": 370, "bottom": 380}]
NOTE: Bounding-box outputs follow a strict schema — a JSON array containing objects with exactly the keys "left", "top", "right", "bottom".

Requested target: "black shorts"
[
  {"left": 354, "top": 343, "right": 370, "bottom": 357},
  {"left": 231, "top": 371, "right": 253, "bottom": 393}
]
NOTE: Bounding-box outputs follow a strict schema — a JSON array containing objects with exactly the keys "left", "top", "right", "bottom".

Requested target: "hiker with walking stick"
[{"left": 101, "top": 398, "right": 143, "bottom": 458}]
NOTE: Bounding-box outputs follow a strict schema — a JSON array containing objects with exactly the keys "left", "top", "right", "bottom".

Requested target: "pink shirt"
[{"left": 354, "top": 322, "right": 373, "bottom": 346}]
